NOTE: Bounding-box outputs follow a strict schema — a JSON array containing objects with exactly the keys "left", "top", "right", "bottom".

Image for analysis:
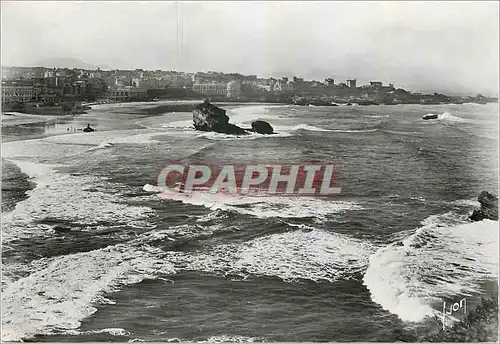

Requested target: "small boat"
[{"left": 422, "top": 114, "right": 438, "bottom": 120}]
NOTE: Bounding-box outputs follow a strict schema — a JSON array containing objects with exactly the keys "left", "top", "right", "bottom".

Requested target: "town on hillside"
[{"left": 1, "top": 66, "right": 496, "bottom": 114}]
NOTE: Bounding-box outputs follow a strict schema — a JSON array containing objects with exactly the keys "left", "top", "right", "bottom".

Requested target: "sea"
[{"left": 1, "top": 101, "right": 498, "bottom": 342}]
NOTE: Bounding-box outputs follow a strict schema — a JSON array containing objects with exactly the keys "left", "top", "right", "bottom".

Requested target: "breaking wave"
[
  {"left": 3, "top": 161, "right": 154, "bottom": 243},
  {"left": 161, "top": 228, "right": 375, "bottom": 283},
  {"left": 363, "top": 213, "right": 498, "bottom": 323},
  {"left": 143, "top": 184, "right": 361, "bottom": 221},
  {"left": 1, "top": 244, "right": 175, "bottom": 341}
]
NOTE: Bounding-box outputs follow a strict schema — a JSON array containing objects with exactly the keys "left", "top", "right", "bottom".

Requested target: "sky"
[{"left": 1, "top": 1, "right": 499, "bottom": 95}]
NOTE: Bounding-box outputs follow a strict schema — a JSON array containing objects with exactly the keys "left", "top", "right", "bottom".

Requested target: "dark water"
[{"left": 1, "top": 102, "right": 498, "bottom": 342}]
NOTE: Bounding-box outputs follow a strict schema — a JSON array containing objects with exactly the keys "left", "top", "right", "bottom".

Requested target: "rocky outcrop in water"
[
  {"left": 422, "top": 114, "right": 438, "bottom": 120},
  {"left": 193, "top": 100, "right": 247, "bottom": 135},
  {"left": 83, "top": 124, "right": 95, "bottom": 132},
  {"left": 469, "top": 191, "right": 498, "bottom": 221},
  {"left": 251, "top": 120, "right": 274, "bottom": 134}
]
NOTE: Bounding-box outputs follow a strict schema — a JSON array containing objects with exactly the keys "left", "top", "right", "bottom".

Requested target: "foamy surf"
[
  {"left": 144, "top": 184, "right": 361, "bottom": 220},
  {"left": 290, "top": 124, "right": 332, "bottom": 132},
  {"left": 363, "top": 214, "right": 498, "bottom": 323},
  {"left": 3, "top": 161, "right": 154, "bottom": 243},
  {"left": 275, "top": 123, "right": 378, "bottom": 134},
  {"left": 162, "top": 228, "right": 375, "bottom": 283},
  {"left": 438, "top": 112, "right": 463, "bottom": 121},
  {"left": 1, "top": 244, "right": 176, "bottom": 341}
]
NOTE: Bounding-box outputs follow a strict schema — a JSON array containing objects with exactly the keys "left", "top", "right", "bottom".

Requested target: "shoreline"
[{"left": 0, "top": 100, "right": 262, "bottom": 144}]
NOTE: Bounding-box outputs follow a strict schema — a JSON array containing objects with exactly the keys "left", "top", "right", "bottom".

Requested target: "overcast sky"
[{"left": 1, "top": 1, "right": 498, "bottom": 95}]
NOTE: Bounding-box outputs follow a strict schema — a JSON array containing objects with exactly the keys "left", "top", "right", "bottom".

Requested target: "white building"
[
  {"left": 107, "top": 86, "right": 147, "bottom": 101},
  {"left": 226, "top": 81, "right": 241, "bottom": 98},
  {"left": 192, "top": 82, "right": 227, "bottom": 96}
]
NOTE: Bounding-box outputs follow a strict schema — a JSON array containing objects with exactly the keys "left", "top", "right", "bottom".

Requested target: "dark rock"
[
  {"left": 251, "top": 120, "right": 274, "bottom": 134},
  {"left": 193, "top": 100, "right": 247, "bottom": 135},
  {"left": 53, "top": 225, "right": 71, "bottom": 233},
  {"left": 83, "top": 123, "right": 95, "bottom": 132},
  {"left": 21, "top": 335, "right": 40, "bottom": 342},
  {"left": 226, "top": 123, "right": 248, "bottom": 135},
  {"left": 358, "top": 100, "right": 380, "bottom": 106},
  {"left": 422, "top": 114, "right": 438, "bottom": 120},
  {"left": 469, "top": 191, "right": 498, "bottom": 221}
]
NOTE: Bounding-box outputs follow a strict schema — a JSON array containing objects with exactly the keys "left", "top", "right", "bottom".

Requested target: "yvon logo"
[{"left": 157, "top": 161, "right": 341, "bottom": 196}]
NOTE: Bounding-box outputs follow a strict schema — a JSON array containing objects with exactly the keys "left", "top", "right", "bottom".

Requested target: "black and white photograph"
[{"left": 1, "top": 1, "right": 498, "bottom": 342}]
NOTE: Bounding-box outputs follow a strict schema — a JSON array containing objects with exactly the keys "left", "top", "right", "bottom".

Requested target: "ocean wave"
[
  {"left": 3, "top": 161, "right": 154, "bottom": 243},
  {"left": 164, "top": 228, "right": 375, "bottom": 283},
  {"left": 198, "top": 335, "right": 265, "bottom": 343},
  {"left": 363, "top": 214, "right": 498, "bottom": 323},
  {"left": 228, "top": 105, "right": 277, "bottom": 126},
  {"left": 130, "top": 223, "right": 238, "bottom": 244},
  {"left": 438, "top": 112, "right": 463, "bottom": 121},
  {"left": 280, "top": 123, "right": 378, "bottom": 133},
  {"left": 450, "top": 199, "right": 480, "bottom": 207},
  {"left": 332, "top": 128, "right": 378, "bottom": 133},
  {"left": 1, "top": 244, "right": 176, "bottom": 341},
  {"left": 196, "top": 131, "right": 292, "bottom": 141},
  {"left": 66, "top": 327, "right": 131, "bottom": 337},
  {"left": 161, "top": 119, "right": 193, "bottom": 129},
  {"left": 144, "top": 185, "right": 361, "bottom": 221},
  {"left": 365, "top": 114, "right": 389, "bottom": 118},
  {"left": 85, "top": 141, "right": 115, "bottom": 152},
  {"left": 290, "top": 124, "right": 333, "bottom": 132}
]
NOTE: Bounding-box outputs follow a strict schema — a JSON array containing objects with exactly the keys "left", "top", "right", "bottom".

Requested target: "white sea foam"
[
  {"left": 332, "top": 128, "right": 378, "bottom": 133},
  {"left": 196, "top": 131, "right": 292, "bottom": 141},
  {"left": 65, "top": 327, "right": 131, "bottom": 337},
  {"left": 164, "top": 228, "right": 375, "bottom": 283},
  {"left": 197, "top": 335, "right": 264, "bottom": 343},
  {"left": 1, "top": 244, "right": 176, "bottom": 341},
  {"left": 450, "top": 198, "right": 480, "bottom": 207},
  {"left": 365, "top": 115, "right": 389, "bottom": 118},
  {"left": 161, "top": 119, "right": 194, "bottom": 129},
  {"left": 274, "top": 123, "right": 378, "bottom": 134},
  {"left": 3, "top": 161, "right": 154, "bottom": 243},
  {"left": 363, "top": 215, "right": 498, "bottom": 323},
  {"left": 438, "top": 112, "right": 463, "bottom": 121},
  {"left": 144, "top": 185, "right": 361, "bottom": 221},
  {"left": 289, "top": 124, "right": 333, "bottom": 132},
  {"left": 228, "top": 105, "right": 276, "bottom": 126},
  {"left": 131, "top": 223, "right": 237, "bottom": 243}
]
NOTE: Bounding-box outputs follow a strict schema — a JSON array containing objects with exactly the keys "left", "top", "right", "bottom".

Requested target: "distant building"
[
  {"left": 370, "top": 81, "right": 383, "bottom": 88},
  {"left": 115, "top": 76, "right": 133, "bottom": 87},
  {"left": 226, "top": 81, "right": 241, "bottom": 98},
  {"left": 1, "top": 84, "right": 34, "bottom": 103},
  {"left": 165, "top": 73, "right": 192, "bottom": 88},
  {"left": 347, "top": 79, "right": 357, "bottom": 88},
  {"left": 107, "top": 86, "right": 147, "bottom": 101},
  {"left": 89, "top": 70, "right": 103, "bottom": 78},
  {"left": 268, "top": 79, "right": 294, "bottom": 94},
  {"left": 192, "top": 82, "right": 227, "bottom": 96}
]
